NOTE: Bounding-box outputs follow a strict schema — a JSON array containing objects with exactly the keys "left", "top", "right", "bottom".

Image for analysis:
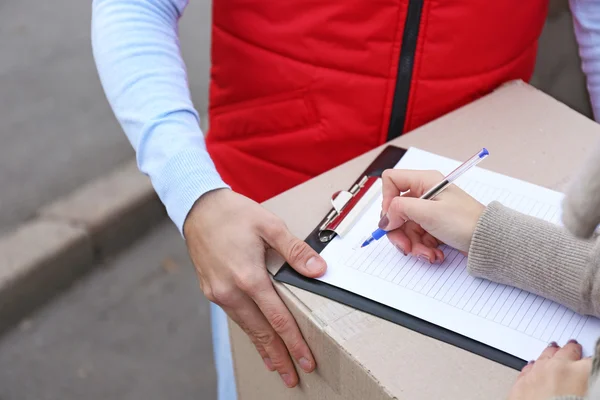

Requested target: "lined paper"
[{"left": 318, "top": 148, "right": 600, "bottom": 360}]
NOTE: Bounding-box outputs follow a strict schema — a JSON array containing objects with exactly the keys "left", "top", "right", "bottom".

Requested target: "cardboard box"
[{"left": 230, "top": 81, "right": 600, "bottom": 399}]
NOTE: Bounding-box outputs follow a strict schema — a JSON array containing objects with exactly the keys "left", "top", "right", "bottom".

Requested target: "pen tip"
[{"left": 360, "top": 237, "right": 372, "bottom": 248}]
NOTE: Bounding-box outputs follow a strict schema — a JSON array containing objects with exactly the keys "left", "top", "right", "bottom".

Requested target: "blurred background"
[{"left": 0, "top": 0, "right": 593, "bottom": 399}]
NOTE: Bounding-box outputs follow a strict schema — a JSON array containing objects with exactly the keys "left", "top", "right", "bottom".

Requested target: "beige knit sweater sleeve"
[
  {"left": 468, "top": 138, "right": 600, "bottom": 319},
  {"left": 467, "top": 202, "right": 600, "bottom": 318},
  {"left": 562, "top": 139, "right": 600, "bottom": 240},
  {"left": 466, "top": 139, "right": 600, "bottom": 399}
]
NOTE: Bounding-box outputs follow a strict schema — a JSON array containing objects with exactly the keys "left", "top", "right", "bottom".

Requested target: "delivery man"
[{"left": 91, "top": 0, "right": 600, "bottom": 398}]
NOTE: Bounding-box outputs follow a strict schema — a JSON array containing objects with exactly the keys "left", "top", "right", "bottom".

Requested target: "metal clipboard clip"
[{"left": 318, "top": 175, "right": 382, "bottom": 243}]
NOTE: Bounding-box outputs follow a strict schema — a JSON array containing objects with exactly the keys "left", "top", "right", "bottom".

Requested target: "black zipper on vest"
[{"left": 387, "top": 0, "right": 425, "bottom": 141}]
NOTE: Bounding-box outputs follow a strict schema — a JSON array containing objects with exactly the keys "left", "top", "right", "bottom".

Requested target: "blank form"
[{"left": 318, "top": 148, "right": 600, "bottom": 361}]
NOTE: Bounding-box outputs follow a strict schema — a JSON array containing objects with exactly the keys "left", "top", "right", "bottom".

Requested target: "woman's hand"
[
  {"left": 379, "top": 169, "right": 485, "bottom": 262},
  {"left": 508, "top": 340, "right": 591, "bottom": 400}
]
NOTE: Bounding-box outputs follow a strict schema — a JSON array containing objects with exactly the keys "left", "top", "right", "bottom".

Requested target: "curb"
[{"left": 0, "top": 160, "right": 166, "bottom": 335}]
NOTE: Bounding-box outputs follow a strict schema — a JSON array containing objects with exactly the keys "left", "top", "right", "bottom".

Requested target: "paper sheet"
[{"left": 318, "top": 147, "right": 600, "bottom": 360}]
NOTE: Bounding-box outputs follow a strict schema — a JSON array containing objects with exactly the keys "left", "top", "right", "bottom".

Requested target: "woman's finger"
[
  {"left": 404, "top": 222, "right": 436, "bottom": 262},
  {"left": 574, "top": 357, "right": 593, "bottom": 375},
  {"left": 554, "top": 340, "right": 583, "bottom": 361},
  {"left": 381, "top": 169, "right": 444, "bottom": 213},
  {"left": 433, "top": 248, "right": 445, "bottom": 263},
  {"left": 518, "top": 360, "right": 535, "bottom": 378},
  {"left": 416, "top": 232, "right": 444, "bottom": 263},
  {"left": 422, "top": 233, "right": 438, "bottom": 248},
  {"left": 537, "top": 341, "right": 561, "bottom": 361},
  {"left": 386, "top": 229, "right": 412, "bottom": 255}
]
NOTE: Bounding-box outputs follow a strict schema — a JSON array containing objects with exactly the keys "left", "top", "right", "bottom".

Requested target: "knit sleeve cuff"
[
  {"left": 151, "top": 146, "right": 230, "bottom": 236},
  {"left": 467, "top": 201, "right": 591, "bottom": 314}
]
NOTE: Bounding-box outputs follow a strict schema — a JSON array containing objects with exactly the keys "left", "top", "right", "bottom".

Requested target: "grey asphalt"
[
  {"left": 0, "top": 221, "right": 217, "bottom": 400},
  {"left": 0, "top": 0, "right": 211, "bottom": 235},
  {"left": 1, "top": 2, "right": 216, "bottom": 399}
]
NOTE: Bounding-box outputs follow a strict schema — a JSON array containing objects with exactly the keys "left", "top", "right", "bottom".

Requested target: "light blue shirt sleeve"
[
  {"left": 91, "top": 0, "right": 229, "bottom": 234},
  {"left": 570, "top": 0, "right": 600, "bottom": 121},
  {"left": 91, "top": 0, "right": 600, "bottom": 239}
]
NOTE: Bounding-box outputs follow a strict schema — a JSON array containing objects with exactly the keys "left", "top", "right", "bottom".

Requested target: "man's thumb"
[
  {"left": 262, "top": 220, "right": 327, "bottom": 278},
  {"left": 380, "top": 197, "right": 431, "bottom": 231}
]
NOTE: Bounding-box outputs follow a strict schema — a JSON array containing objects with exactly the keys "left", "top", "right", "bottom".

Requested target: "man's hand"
[
  {"left": 508, "top": 340, "right": 591, "bottom": 400},
  {"left": 183, "top": 189, "right": 327, "bottom": 388}
]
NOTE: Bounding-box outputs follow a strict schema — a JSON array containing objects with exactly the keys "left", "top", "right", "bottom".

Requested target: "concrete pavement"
[
  {"left": 0, "top": 0, "right": 211, "bottom": 235},
  {"left": 1, "top": 3, "right": 214, "bottom": 398},
  {"left": 0, "top": 221, "right": 217, "bottom": 400}
]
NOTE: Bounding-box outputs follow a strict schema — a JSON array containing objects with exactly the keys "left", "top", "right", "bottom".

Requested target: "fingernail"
[
  {"left": 528, "top": 360, "right": 535, "bottom": 365},
  {"left": 281, "top": 373, "right": 294, "bottom": 387},
  {"left": 306, "top": 256, "right": 325, "bottom": 274},
  {"left": 417, "top": 255, "right": 432, "bottom": 264},
  {"left": 263, "top": 357, "right": 274, "bottom": 370},
  {"left": 548, "top": 341, "right": 558, "bottom": 348},
  {"left": 299, "top": 357, "right": 312, "bottom": 372},
  {"left": 568, "top": 339, "right": 579, "bottom": 344},
  {"left": 395, "top": 245, "right": 407, "bottom": 257},
  {"left": 378, "top": 214, "right": 389, "bottom": 230}
]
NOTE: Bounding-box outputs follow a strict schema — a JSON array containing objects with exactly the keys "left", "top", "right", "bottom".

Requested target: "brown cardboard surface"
[{"left": 230, "top": 81, "right": 600, "bottom": 399}]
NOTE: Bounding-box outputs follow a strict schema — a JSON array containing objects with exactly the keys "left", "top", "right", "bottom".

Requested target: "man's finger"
[
  {"left": 224, "top": 306, "right": 274, "bottom": 371},
  {"left": 261, "top": 219, "right": 326, "bottom": 278},
  {"left": 555, "top": 340, "right": 583, "bottom": 361},
  {"left": 233, "top": 294, "right": 299, "bottom": 388},
  {"left": 249, "top": 281, "right": 316, "bottom": 374},
  {"left": 381, "top": 169, "right": 444, "bottom": 213}
]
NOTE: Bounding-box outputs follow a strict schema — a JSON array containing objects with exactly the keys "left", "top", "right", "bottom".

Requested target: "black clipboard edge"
[{"left": 274, "top": 145, "right": 527, "bottom": 371}]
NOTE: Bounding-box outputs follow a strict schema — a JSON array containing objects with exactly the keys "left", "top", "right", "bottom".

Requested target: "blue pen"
[{"left": 360, "top": 148, "right": 489, "bottom": 248}]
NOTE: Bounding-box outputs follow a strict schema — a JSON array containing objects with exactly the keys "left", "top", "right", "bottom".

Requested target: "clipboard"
[{"left": 274, "top": 145, "right": 527, "bottom": 371}]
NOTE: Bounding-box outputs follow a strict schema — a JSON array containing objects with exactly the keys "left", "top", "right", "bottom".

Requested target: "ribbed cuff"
[
  {"left": 151, "top": 147, "right": 229, "bottom": 235},
  {"left": 467, "top": 202, "right": 590, "bottom": 314}
]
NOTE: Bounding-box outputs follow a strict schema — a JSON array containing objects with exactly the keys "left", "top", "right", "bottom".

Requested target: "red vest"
[{"left": 206, "top": 1, "right": 548, "bottom": 202}]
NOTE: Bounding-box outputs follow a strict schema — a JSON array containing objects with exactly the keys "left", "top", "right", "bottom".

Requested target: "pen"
[{"left": 360, "top": 148, "right": 490, "bottom": 248}]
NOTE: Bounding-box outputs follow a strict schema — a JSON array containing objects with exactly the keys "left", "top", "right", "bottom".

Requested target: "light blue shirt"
[
  {"left": 92, "top": 0, "right": 229, "bottom": 235},
  {"left": 91, "top": 1, "right": 600, "bottom": 399},
  {"left": 92, "top": 3, "right": 234, "bottom": 398}
]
